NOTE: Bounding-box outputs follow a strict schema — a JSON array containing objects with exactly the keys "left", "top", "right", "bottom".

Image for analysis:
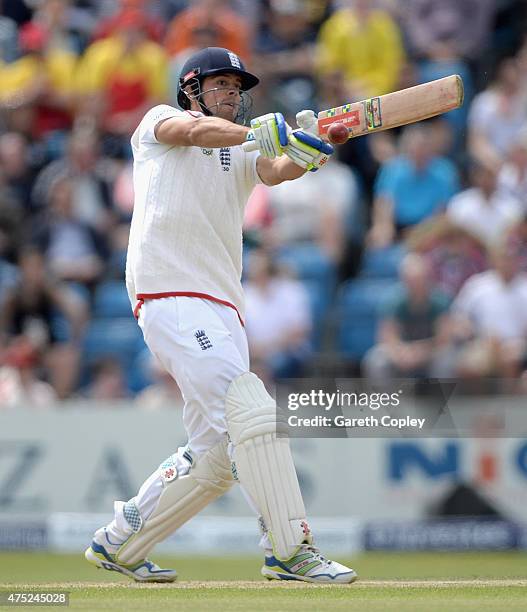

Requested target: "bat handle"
[
  {"left": 296, "top": 110, "right": 319, "bottom": 135},
  {"left": 242, "top": 140, "right": 258, "bottom": 152}
]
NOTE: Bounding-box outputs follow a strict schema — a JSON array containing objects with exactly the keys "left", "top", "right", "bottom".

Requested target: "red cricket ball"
[{"left": 327, "top": 122, "right": 349, "bottom": 145}]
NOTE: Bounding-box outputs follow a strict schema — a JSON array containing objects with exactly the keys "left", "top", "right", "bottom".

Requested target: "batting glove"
[
  {"left": 285, "top": 130, "right": 334, "bottom": 172},
  {"left": 245, "top": 112, "right": 290, "bottom": 159}
]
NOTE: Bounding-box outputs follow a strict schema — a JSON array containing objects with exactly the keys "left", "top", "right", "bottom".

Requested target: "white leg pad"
[
  {"left": 116, "top": 438, "right": 233, "bottom": 564},
  {"left": 225, "top": 372, "right": 310, "bottom": 560}
]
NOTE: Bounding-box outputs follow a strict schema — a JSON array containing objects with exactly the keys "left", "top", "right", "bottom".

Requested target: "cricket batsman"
[{"left": 85, "top": 47, "right": 357, "bottom": 584}]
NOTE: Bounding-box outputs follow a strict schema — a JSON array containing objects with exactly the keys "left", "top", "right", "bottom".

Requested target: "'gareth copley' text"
[{"left": 287, "top": 415, "right": 426, "bottom": 429}]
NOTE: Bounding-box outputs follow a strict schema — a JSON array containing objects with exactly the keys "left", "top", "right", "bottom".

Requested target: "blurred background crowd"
[{"left": 1, "top": 0, "right": 527, "bottom": 407}]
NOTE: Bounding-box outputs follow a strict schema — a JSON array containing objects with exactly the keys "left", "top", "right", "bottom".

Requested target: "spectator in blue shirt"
[{"left": 368, "top": 124, "right": 460, "bottom": 248}]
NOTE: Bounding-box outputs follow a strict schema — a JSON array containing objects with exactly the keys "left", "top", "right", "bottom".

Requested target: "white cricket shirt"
[{"left": 126, "top": 105, "right": 261, "bottom": 323}]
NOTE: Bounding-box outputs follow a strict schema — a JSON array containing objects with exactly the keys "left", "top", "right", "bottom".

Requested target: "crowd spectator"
[
  {"left": 30, "top": 0, "right": 83, "bottom": 55},
  {"left": 31, "top": 175, "right": 107, "bottom": 289},
  {"left": 468, "top": 56, "right": 527, "bottom": 168},
  {"left": 398, "top": 0, "right": 495, "bottom": 61},
  {"left": 0, "top": 1, "right": 18, "bottom": 62},
  {"left": 0, "top": 337, "right": 57, "bottom": 409},
  {"left": 316, "top": 0, "right": 405, "bottom": 101},
  {"left": 92, "top": 0, "right": 165, "bottom": 44},
  {"left": 167, "top": 19, "right": 224, "bottom": 106},
  {"left": 75, "top": 9, "right": 168, "bottom": 151},
  {"left": 245, "top": 156, "right": 360, "bottom": 265},
  {"left": 0, "top": 20, "right": 78, "bottom": 139},
  {"left": 362, "top": 253, "right": 454, "bottom": 382},
  {"left": 497, "top": 127, "right": 527, "bottom": 205},
  {"left": 447, "top": 158, "right": 521, "bottom": 247},
  {"left": 252, "top": 0, "right": 317, "bottom": 117},
  {"left": 368, "top": 124, "right": 459, "bottom": 248},
  {"left": 0, "top": 217, "right": 20, "bottom": 304},
  {"left": 244, "top": 249, "right": 312, "bottom": 381},
  {"left": 32, "top": 128, "right": 115, "bottom": 231},
  {"left": 165, "top": 0, "right": 251, "bottom": 63},
  {"left": 81, "top": 356, "right": 129, "bottom": 400},
  {"left": 0, "top": 131, "right": 38, "bottom": 215},
  {"left": 0, "top": 247, "right": 87, "bottom": 399},
  {"left": 506, "top": 215, "right": 527, "bottom": 274},
  {"left": 1, "top": 0, "right": 32, "bottom": 25},
  {"left": 0, "top": 1, "right": 526, "bottom": 400},
  {"left": 415, "top": 40, "right": 474, "bottom": 155},
  {"left": 451, "top": 242, "right": 527, "bottom": 382},
  {"left": 407, "top": 216, "right": 488, "bottom": 300}
]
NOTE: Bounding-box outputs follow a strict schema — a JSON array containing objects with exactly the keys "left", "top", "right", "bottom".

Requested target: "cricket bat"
[{"left": 242, "top": 75, "right": 463, "bottom": 150}]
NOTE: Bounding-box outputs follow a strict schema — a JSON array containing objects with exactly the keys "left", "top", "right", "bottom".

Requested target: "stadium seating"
[
  {"left": 82, "top": 317, "right": 146, "bottom": 391},
  {"left": 302, "top": 278, "right": 332, "bottom": 349},
  {"left": 337, "top": 278, "right": 401, "bottom": 360},
  {"left": 93, "top": 280, "right": 132, "bottom": 318},
  {"left": 126, "top": 347, "right": 155, "bottom": 393},
  {"left": 358, "top": 244, "right": 406, "bottom": 280},
  {"left": 277, "top": 244, "right": 335, "bottom": 285}
]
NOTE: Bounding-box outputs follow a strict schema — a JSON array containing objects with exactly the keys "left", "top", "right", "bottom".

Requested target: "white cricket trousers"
[
  {"left": 139, "top": 296, "right": 250, "bottom": 454},
  {"left": 107, "top": 296, "right": 252, "bottom": 544}
]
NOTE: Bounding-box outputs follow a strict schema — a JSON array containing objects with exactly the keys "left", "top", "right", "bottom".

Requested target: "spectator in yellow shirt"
[
  {"left": 75, "top": 10, "right": 168, "bottom": 144},
  {"left": 316, "top": 0, "right": 405, "bottom": 100},
  {"left": 0, "top": 22, "right": 77, "bottom": 138}
]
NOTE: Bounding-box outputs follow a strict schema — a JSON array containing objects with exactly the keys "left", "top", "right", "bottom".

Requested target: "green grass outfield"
[{"left": 1, "top": 552, "right": 526, "bottom": 611}]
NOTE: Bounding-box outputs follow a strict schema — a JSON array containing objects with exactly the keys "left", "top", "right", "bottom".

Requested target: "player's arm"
[
  {"left": 155, "top": 114, "right": 250, "bottom": 148},
  {"left": 155, "top": 110, "right": 290, "bottom": 152},
  {"left": 256, "top": 155, "right": 306, "bottom": 186}
]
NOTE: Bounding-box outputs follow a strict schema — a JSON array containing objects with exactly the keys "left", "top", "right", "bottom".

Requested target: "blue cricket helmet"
[{"left": 177, "top": 47, "right": 259, "bottom": 111}]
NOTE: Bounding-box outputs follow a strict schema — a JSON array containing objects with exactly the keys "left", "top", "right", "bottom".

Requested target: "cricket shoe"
[
  {"left": 85, "top": 528, "right": 177, "bottom": 583},
  {"left": 262, "top": 544, "right": 357, "bottom": 584}
]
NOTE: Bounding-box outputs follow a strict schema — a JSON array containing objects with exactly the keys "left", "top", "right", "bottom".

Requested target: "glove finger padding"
[
  {"left": 275, "top": 113, "right": 289, "bottom": 147},
  {"left": 252, "top": 124, "right": 273, "bottom": 158},
  {"left": 284, "top": 145, "right": 314, "bottom": 167},
  {"left": 286, "top": 130, "right": 334, "bottom": 171},
  {"left": 260, "top": 121, "right": 278, "bottom": 159},
  {"left": 248, "top": 112, "right": 290, "bottom": 159},
  {"left": 292, "top": 130, "right": 334, "bottom": 155}
]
